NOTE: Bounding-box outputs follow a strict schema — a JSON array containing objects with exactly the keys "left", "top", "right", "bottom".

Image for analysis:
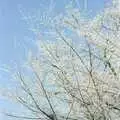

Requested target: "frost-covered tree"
[{"left": 4, "top": 0, "right": 120, "bottom": 120}]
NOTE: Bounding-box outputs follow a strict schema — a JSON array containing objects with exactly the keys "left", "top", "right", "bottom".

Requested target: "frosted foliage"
[
  {"left": 28, "top": 34, "right": 120, "bottom": 119},
  {"left": 77, "top": 2, "right": 120, "bottom": 77}
]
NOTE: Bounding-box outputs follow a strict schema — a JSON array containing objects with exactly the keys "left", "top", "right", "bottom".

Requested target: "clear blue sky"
[{"left": 0, "top": 0, "right": 110, "bottom": 119}]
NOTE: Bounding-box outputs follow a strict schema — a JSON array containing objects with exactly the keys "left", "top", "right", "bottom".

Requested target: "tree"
[{"left": 3, "top": 0, "right": 120, "bottom": 120}]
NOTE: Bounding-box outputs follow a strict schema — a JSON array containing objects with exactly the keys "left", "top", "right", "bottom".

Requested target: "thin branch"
[
  {"left": 31, "top": 67, "right": 58, "bottom": 120},
  {"left": 5, "top": 113, "right": 42, "bottom": 120},
  {"left": 17, "top": 71, "right": 54, "bottom": 120}
]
